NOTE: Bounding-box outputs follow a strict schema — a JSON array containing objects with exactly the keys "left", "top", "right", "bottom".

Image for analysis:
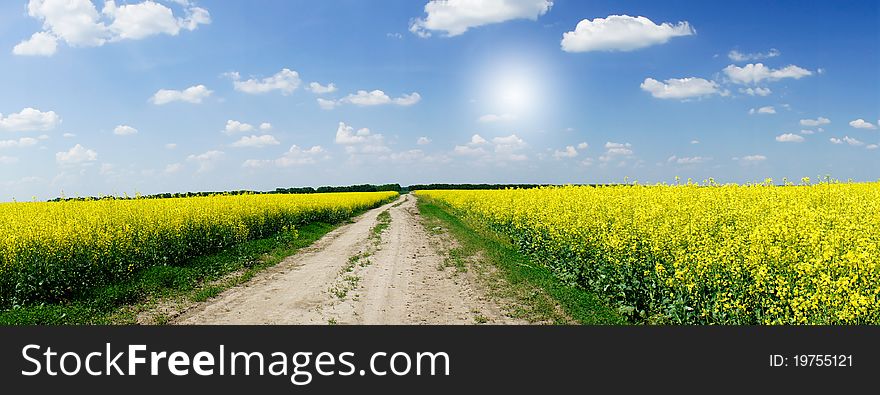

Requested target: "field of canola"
[
  {"left": 417, "top": 183, "right": 880, "bottom": 324},
  {"left": 0, "top": 192, "right": 398, "bottom": 309}
]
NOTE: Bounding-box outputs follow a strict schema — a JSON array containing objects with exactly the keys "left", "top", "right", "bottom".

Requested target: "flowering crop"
[
  {"left": 417, "top": 183, "right": 880, "bottom": 324},
  {"left": 0, "top": 192, "right": 397, "bottom": 308}
]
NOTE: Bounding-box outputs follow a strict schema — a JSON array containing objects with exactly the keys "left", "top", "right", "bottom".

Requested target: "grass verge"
[
  {"left": 417, "top": 197, "right": 624, "bottom": 325},
  {"left": 0, "top": 209, "right": 379, "bottom": 325}
]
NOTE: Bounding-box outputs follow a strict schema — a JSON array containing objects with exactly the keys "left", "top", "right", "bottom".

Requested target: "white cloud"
[
  {"left": 63, "top": 132, "right": 76, "bottom": 138},
  {"left": 338, "top": 90, "right": 421, "bottom": 106},
  {"left": 12, "top": 31, "right": 58, "bottom": 56},
  {"left": 640, "top": 77, "right": 719, "bottom": 99},
  {"left": 15, "top": 0, "right": 209, "bottom": 56},
  {"left": 317, "top": 98, "right": 339, "bottom": 110},
  {"left": 334, "top": 122, "right": 389, "bottom": 154},
  {"left": 830, "top": 136, "right": 864, "bottom": 146},
  {"left": 728, "top": 48, "right": 780, "bottom": 62},
  {"left": 150, "top": 84, "right": 211, "bottom": 105},
  {"left": 739, "top": 87, "right": 772, "bottom": 96},
  {"left": 56, "top": 144, "right": 97, "bottom": 164},
  {"left": 749, "top": 106, "right": 776, "bottom": 115},
  {"left": 598, "top": 141, "right": 635, "bottom": 163},
  {"left": 227, "top": 68, "right": 301, "bottom": 95},
  {"left": 186, "top": 150, "right": 224, "bottom": 172},
  {"left": 478, "top": 113, "right": 517, "bottom": 122},
  {"left": 553, "top": 145, "right": 578, "bottom": 159},
  {"left": 775, "top": 133, "right": 804, "bottom": 143},
  {"left": 0, "top": 108, "right": 61, "bottom": 131},
  {"left": 244, "top": 145, "right": 326, "bottom": 168},
  {"left": 470, "top": 134, "right": 488, "bottom": 145},
  {"left": 690, "top": 140, "right": 700, "bottom": 144},
  {"left": 164, "top": 163, "right": 182, "bottom": 173},
  {"left": 866, "top": 144, "right": 878, "bottom": 150},
  {"left": 735, "top": 154, "right": 766, "bottom": 163},
  {"left": 113, "top": 124, "right": 138, "bottom": 136},
  {"left": 800, "top": 129, "right": 815, "bottom": 135},
  {"left": 307, "top": 82, "right": 337, "bottom": 94},
  {"left": 0, "top": 137, "right": 40, "bottom": 148},
  {"left": 230, "top": 134, "right": 280, "bottom": 148},
  {"left": 561, "top": 15, "right": 694, "bottom": 53},
  {"left": 259, "top": 122, "right": 272, "bottom": 131},
  {"left": 410, "top": 0, "right": 552, "bottom": 37},
  {"left": 667, "top": 155, "right": 711, "bottom": 164},
  {"left": 800, "top": 117, "right": 831, "bottom": 127},
  {"left": 453, "top": 133, "right": 526, "bottom": 161},
  {"left": 723, "top": 63, "right": 812, "bottom": 85},
  {"left": 222, "top": 120, "right": 255, "bottom": 135},
  {"left": 0, "top": 156, "right": 18, "bottom": 164},
  {"left": 849, "top": 119, "right": 877, "bottom": 130},
  {"left": 577, "top": 142, "right": 589, "bottom": 150},
  {"left": 165, "top": 143, "right": 177, "bottom": 149},
  {"left": 417, "top": 136, "right": 432, "bottom": 145},
  {"left": 393, "top": 92, "right": 422, "bottom": 106},
  {"left": 453, "top": 145, "right": 486, "bottom": 156}
]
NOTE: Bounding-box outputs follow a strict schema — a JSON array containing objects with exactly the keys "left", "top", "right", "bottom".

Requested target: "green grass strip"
[{"left": 417, "top": 197, "right": 625, "bottom": 325}]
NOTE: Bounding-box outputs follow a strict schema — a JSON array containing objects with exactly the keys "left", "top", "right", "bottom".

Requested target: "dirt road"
[{"left": 174, "top": 194, "right": 522, "bottom": 324}]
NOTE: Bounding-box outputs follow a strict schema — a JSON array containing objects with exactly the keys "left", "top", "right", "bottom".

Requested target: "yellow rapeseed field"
[
  {"left": 0, "top": 192, "right": 397, "bottom": 307},
  {"left": 417, "top": 183, "right": 880, "bottom": 324}
]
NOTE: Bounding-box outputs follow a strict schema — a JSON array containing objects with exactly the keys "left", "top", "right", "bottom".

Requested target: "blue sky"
[{"left": 0, "top": 0, "right": 878, "bottom": 200}]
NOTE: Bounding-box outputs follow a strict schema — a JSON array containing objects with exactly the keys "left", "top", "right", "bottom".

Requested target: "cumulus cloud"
[
  {"left": 849, "top": 119, "right": 877, "bottom": 130},
  {"left": 63, "top": 132, "right": 76, "bottom": 138},
  {"left": 739, "top": 87, "right": 772, "bottom": 96},
  {"left": 667, "top": 155, "right": 711, "bottom": 164},
  {"left": 453, "top": 133, "right": 526, "bottom": 161},
  {"left": 723, "top": 63, "right": 812, "bottom": 85},
  {"left": 734, "top": 154, "right": 766, "bottom": 163},
  {"left": 307, "top": 82, "right": 337, "bottom": 94},
  {"left": 866, "top": 144, "right": 878, "bottom": 150},
  {"left": 478, "top": 113, "right": 517, "bottom": 123},
  {"left": 222, "top": 120, "right": 256, "bottom": 135},
  {"left": 56, "top": 144, "right": 97, "bottom": 164},
  {"left": 0, "top": 108, "right": 61, "bottom": 132},
  {"left": 226, "top": 68, "right": 301, "bottom": 95},
  {"left": 334, "top": 122, "right": 389, "bottom": 154},
  {"left": 0, "top": 137, "right": 40, "bottom": 148},
  {"left": 259, "top": 122, "right": 272, "bottom": 131},
  {"left": 690, "top": 140, "right": 700, "bottom": 144},
  {"left": 800, "top": 117, "right": 831, "bottom": 127},
  {"left": 230, "top": 134, "right": 280, "bottom": 148},
  {"left": 577, "top": 142, "right": 589, "bottom": 150},
  {"left": 640, "top": 77, "right": 719, "bottom": 99},
  {"left": 553, "top": 145, "right": 578, "bottom": 159},
  {"left": 728, "top": 48, "right": 780, "bottom": 62},
  {"left": 12, "top": 31, "right": 58, "bottom": 56},
  {"left": 830, "top": 136, "right": 864, "bottom": 146},
  {"left": 244, "top": 145, "right": 326, "bottom": 168},
  {"left": 775, "top": 133, "right": 804, "bottom": 143},
  {"left": 113, "top": 124, "right": 137, "bottom": 136},
  {"left": 601, "top": 141, "right": 633, "bottom": 161},
  {"left": 186, "top": 150, "right": 224, "bottom": 172},
  {"left": 561, "top": 15, "right": 694, "bottom": 52},
  {"left": 319, "top": 90, "right": 421, "bottom": 109},
  {"left": 410, "top": 0, "right": 552, "bottom": 37},
  {"left": 150, "top": 84, "right": 212, "bottom": 105},
  {"left": 417, "top": 136, "right": 432, "bottom": 145},
  {"left": 749, "top": 106, "right": 776, "bottom": 115},
  {"left": 317, "top": 98, "right": 340, "bottom": 110},
  {"left": 14, "top": 0, "right": 210, "bottom": 56}
]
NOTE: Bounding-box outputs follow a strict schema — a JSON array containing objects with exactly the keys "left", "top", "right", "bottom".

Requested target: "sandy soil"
[{"left": 174, "top": 194, "right": 523, "bottom": 325}]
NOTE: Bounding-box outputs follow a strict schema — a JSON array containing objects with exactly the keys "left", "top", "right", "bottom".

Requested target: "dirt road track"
[{"left": 174, "top": 194, "right": 521, "bottom": 324}]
